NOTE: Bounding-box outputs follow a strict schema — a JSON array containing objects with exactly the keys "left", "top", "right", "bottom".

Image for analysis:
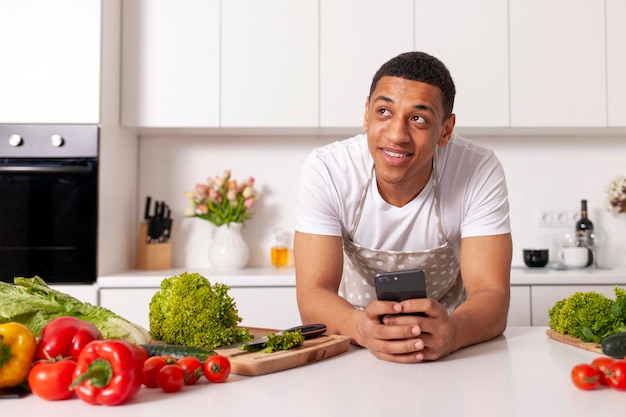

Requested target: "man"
[{"left": 294, "top": 51, "right": 512, "bottom": 363}]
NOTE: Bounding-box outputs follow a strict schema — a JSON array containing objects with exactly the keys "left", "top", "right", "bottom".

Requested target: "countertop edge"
[{"left": 93, "top": 265, "right": 626, "bottom": 288}]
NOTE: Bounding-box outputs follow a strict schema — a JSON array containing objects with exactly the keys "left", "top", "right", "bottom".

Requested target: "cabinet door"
[
  {"left": 607, "top": 0, "right": 626, "bottom": 127},
  {"left": 121, "top": 0, "right": 220, "bottom": 127},
  {"left": 509, "top": 0, "right": 606, "bottom": 127},
  {"left": 221, "top": 0, "right": 318, "bottom": 127},
  {"left": 51, "top": 285, "right": 98, "bottom": 305},
  {"left": 414, "top": 0, "right": 509, "bottom": 128},
  {"left": 319, "top": 0, "right": 413, "bottom": 128},
  {"left": 508, "top": 286, "right": 531, "bottom": 326},
  {"left": 531, "top": 285, "right": 626, "bottom": 326},
  {"left": 229, "top": 287, "right": 300, "bottom": 329},
  {"left": 99, "top": 288, "right": 158, "bottom": 330},
  {"left": 0, "top": 0, "right": 100, "bottom": 123}
]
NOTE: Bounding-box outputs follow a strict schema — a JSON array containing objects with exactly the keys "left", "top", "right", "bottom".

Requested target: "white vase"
[{"left": 209, "top": 223, "right": 249, "bottom": 270}]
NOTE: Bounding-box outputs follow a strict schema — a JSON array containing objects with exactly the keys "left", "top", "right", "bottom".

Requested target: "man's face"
[{"left": 363, "top": 76, "right": 455, "bottom": 205}]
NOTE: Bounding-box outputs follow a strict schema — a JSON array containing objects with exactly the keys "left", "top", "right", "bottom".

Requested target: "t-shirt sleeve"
[
  {"left": 460, "top": 153, "right": 511, "bottom": 238},
  {"left": 294, "top": 151, "right": 344, "bottom": 237}
]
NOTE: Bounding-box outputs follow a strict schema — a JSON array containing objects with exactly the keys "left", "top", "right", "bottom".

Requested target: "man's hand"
[{"left": 359, "top": 298, "right": 457, "bottom": 363}]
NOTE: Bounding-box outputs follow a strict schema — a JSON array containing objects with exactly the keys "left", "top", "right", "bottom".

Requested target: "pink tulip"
[{"left": 244, "top": 196, "right": 256, "bottom": 208}]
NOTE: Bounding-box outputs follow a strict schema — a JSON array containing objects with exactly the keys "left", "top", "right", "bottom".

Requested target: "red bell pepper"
[
  {"left": 71, "top": 339, "right": 144, "bottom": 406},
  {"left": 36, "top": 316, "right": 102, "bottom": 361}
]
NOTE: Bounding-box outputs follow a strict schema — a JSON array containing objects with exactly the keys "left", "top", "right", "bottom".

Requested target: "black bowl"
[{"left": 523, "top": 249, "right": 549, "bottom": 267}]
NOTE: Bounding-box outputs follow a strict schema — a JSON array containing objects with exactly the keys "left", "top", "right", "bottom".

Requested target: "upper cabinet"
[
  {"left": 509, "top": 0, "right": 606, "bottom": 128},
  {"left": 607, "top": 0, "right": 626, "bottom": 127},
  {"left": 121, "top": 0, "right": 626, "bottom": 131},
  {"left": 413, "top": 0, "right": 509, "bottom": 128},
  {"left": 221, "top": 0, "right": 318, "bottom": 127},
  {"left": 122, "top": 0, "right": 220, "bottom": 127},
  {"left": 0, "top": 0, "right": 101, "bottom": 124},
  {"left": 319, "top": 0, "right": 413, "bottom": 128},
  {"left": 122, "top": 0, "right": 317, "bottom": 128}
]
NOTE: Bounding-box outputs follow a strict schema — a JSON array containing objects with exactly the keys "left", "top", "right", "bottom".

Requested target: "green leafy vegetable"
[
  {"left": 0, "top": 276, "right": 151, "bottom": 344},
  {"left": 548, "top": 287, "right": 626, "bottom": 343},
  {"left": 149, "top": 271, "right": 252, "bottom": 349},
  {"left": 241, "top": 330, "right": 305, "bottom": 353}
]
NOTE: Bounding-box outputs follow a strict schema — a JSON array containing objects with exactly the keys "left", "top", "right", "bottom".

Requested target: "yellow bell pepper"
[{"left": 0, "top": 322, "right": 37, "bottom": 388}]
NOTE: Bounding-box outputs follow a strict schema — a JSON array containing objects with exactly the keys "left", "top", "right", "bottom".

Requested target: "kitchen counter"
[
  {"left": 97, "top": 267, "right": 297, "bottom": 288},
  {"left": 97, "top": 265, "right": 626, "bottom": 287},
  {"left": 3, "top": 327, "right": 623, "bottom": 416}
]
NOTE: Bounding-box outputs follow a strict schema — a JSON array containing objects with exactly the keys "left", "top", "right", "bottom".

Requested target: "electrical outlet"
[
  {"left": 535, "top": 208, "right": 579, "bottom": 229},
  {"left": 535, "top": 209, "right": 554, "bottom": 228}
]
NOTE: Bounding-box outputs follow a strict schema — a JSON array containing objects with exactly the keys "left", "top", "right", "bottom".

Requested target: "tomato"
[
  {"left": 142, "top": 356, "right": 168, "bottom": 388},
  {"left": 591, "top": 356, "right": 615, "bottom": 385},
  {"left": 570, "top": 363, "right": 600, "bottom": 390},
  {"left": 605, "top": 360, "right": 626, "bottom": 391},
  {"left": 177, "top": 357, "right": 203, "bottom": 385},
  {"left": 156, "top": 364, "right": 185, "bottom": 393},
  {"left": 28, "top": 359, "right": 77, "bottom": 401},
  {"left": 203, "top": 354, "right": 231, "bottom": 383}
]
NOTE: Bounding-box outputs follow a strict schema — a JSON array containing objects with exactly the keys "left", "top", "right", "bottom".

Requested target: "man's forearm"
[
  {"left": 449, "top": 288, "right": 509, "bottom": 352},
  {"left": 298, "top": 287, "right": 365, "bottom": 345}
]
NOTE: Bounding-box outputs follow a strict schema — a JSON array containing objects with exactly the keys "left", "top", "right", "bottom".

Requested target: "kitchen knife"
[{"left": 242, "top": 323, "right": 327, "bottom": 350}]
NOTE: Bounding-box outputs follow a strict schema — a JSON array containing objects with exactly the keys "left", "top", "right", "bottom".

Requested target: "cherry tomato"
[
  {"left": 28, "top": 359, "right": 77, "bottom": 401},
  {"left": 605, "top": 360, "right": 626, "bottom": 391},
  {"left": 571, "top": 363, "right": 600, "bottom": 390},
  {"left": 177, "top": 356, "right": 203, "bottom": 385},
  {"left": 591, "top": 356, "right": 615, "bottom": 385},
  {"left": 203, "top": 354, "right": 231, "bottom": 383},
  {"left": 157, "top": 364, "right": 185, "bottom": 393},
  {"left": 142, "top": 356, "right": 168, "bottom": 388}
]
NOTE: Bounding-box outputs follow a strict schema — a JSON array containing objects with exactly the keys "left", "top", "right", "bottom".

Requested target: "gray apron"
[{"left": 340, "top": 158, "right": 465, "bottom": 314}]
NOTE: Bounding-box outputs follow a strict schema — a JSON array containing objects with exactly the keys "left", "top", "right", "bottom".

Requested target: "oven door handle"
[{"left": 0, "top": 165, "right": 90, "bottom": 174}]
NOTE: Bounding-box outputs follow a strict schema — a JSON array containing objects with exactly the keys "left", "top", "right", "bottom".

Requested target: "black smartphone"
[
  {"left": 375, "top": 269, "right": 427, "bottom": 319},
  {"left": 375, "top": 269, "right": 427, "bottom": 302}
]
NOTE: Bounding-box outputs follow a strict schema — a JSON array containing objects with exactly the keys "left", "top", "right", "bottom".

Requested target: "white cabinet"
[
  {"left": 0, "top": 0, "right": 100, "bottom": 123},
  {"left": 413, "top": 0, "right": 509, "bottom": 128},
  {"left": 319, "top": 0, "right": 413, "bottom": 128},
  {"left": 50, "top": 285, "right": 98, "bottom": 305},
  {"left": 98, "top": 286, "right": 301, "bottom": 333},
  {"left": 122, "top": 0, "right": 317, "bottom": 128},
  {"left": 121, "top": 0, "right": 220, "bottom": 127},
  {"left": 508, "top": 286, "right": 531, "bottom": 326},
  {"left": 99, "top": 288, "right": 158, "bottom": 330},
  {"left": 606, "top": 0, "right": 626, "bottom": 127},
  {"left": 531, "top": 285, "right": 626, "bottom": 326},
  {"left": 509, "top": 0, "right": 606, "bottom": 127},
  {"left": 221, "top": 0, "right": 318, "bottom": 127},
  {"left": 227, "top": 287, "right": 300, "bottom": 329}
]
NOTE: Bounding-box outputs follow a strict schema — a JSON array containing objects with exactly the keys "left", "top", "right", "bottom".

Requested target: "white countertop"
[
  {"left": 4, "top": 327, "right": 622, "bottom": 416},
  {"left": 96, "top": 265, "right": 626, "bottom": 288},
  {"left": 97, "top": 267, "right": 297, "bottom": 288}
]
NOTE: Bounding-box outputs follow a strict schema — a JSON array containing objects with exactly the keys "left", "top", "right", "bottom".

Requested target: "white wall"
[{"left": 137, "top": 132, "right": 626, "bottom": 270}]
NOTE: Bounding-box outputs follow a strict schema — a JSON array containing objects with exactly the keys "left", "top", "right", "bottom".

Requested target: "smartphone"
[
  {"left": 375, "top": 269, "right": 427, "bottom": 319},
  {"left": 375, "top": 269, "right": 427, "bottom": 302}
]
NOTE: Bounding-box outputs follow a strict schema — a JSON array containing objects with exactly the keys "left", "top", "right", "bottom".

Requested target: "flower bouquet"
[
  {"left": 605, "top": 174, "right": 626, "bottom": 214},
  {"left": 185, "top": 170, "right": 259, "bottom": 226}
]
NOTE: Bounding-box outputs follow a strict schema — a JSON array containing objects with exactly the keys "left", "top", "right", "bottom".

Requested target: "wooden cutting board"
[
  {"left": 216, "top": 327, "right": 351, "bottom": 376},
  {"left": 546, "top": 329, "right": 602, "bottom": 354}
]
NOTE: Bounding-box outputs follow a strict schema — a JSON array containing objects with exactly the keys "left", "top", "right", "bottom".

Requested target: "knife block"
[{"left": 136, "top": 221, "right": 172, "bottom": 270}]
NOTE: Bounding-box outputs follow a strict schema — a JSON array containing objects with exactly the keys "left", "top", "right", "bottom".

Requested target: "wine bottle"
[{"left": 575, "top": 199, "right": 594, "bottom": 267}]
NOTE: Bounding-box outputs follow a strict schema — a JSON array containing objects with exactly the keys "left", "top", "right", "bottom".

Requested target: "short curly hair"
[{"left": 369, "top": 51, "right": 456, "bottom": 118}]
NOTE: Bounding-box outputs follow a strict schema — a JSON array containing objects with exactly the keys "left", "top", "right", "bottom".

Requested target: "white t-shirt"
[{"left": 295, "top": 132, "right": 511, "bottom": 259}]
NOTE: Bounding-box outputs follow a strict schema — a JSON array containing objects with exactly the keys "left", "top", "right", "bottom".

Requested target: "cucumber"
[
  {"left": 140, "top": 344, "right": 217, "bottom": 361},
  {"left": 601, "top": 332, "right": 626, "bottom": 359}
]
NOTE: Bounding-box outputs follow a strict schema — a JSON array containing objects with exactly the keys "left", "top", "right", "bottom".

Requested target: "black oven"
[{"left": 0, "top": 124, "right": 99, "bottom": 284}]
